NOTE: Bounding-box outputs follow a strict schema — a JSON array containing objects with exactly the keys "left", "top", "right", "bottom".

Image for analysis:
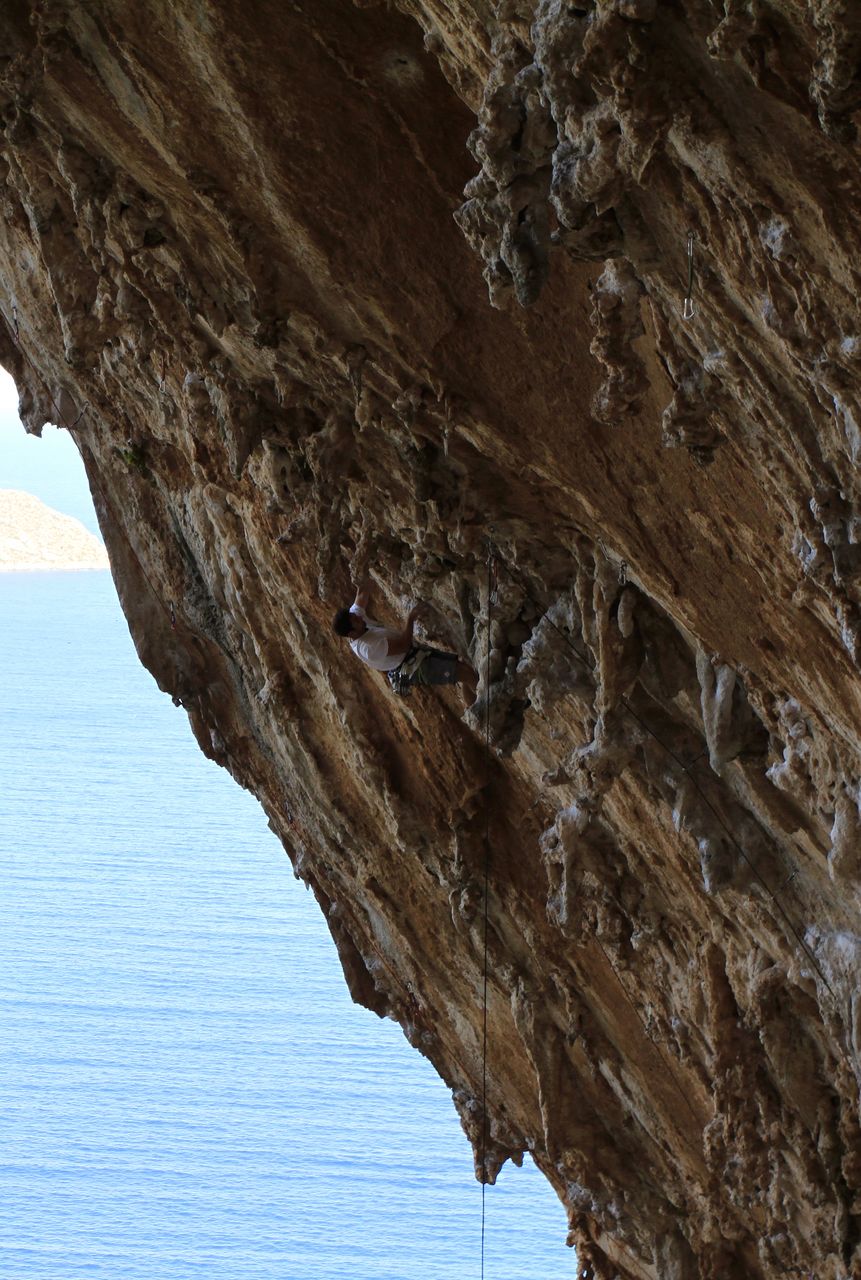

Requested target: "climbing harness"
[
  {"left": 682, "top": 230, "right": 696, "bottom": 321},
  {"left": 387, "top": 648, "right": 428, "bottom": 696}
]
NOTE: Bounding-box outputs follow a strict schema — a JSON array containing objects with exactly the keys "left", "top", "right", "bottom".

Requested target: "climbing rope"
[{"left": 480, "top": 537, "right": 495, "bottom": 1280}]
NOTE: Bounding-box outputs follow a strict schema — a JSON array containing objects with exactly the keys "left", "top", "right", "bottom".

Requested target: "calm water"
[{"left": 0, "top": 572, "right": 572, "bottom": 1279}]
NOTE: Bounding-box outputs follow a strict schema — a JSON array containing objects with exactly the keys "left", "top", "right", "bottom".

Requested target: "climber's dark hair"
[{"left": 333, "top": 607, "right": 354, "bottom": 637}]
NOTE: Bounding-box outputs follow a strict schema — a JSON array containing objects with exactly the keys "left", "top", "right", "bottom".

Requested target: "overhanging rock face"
[{"left": 2, "top": 3, "right": 861, "bottom": 1276}]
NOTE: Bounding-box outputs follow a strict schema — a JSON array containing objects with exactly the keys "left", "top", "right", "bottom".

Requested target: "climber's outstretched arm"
[{"left": 387, "top": 604, "right": 425, "bottom": 657}]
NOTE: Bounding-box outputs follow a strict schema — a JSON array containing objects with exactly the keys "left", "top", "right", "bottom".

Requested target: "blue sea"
[{"left": 0, "top": 571, "right": 573, "bottom": 1279}]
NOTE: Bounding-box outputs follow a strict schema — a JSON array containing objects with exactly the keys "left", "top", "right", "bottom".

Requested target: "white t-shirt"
[{"left": 348, "top": 605, "right": 403, "bottom": 672}]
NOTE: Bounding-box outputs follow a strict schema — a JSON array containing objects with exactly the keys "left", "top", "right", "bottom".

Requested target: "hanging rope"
[{"left": 480, "top": 536, "right": 494, "bottom": 1280}]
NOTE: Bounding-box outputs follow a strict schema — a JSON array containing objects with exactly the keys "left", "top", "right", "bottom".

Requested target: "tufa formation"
[{"left": 1, "top": 2, "right": 860, "bottom": 1276}]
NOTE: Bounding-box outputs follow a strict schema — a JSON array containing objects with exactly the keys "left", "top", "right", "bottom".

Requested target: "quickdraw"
[{"left": 386, "top": 647, "right": 428, "bottom": 697}]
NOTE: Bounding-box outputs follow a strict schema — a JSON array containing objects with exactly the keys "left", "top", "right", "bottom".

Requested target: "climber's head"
[{"left": 333, "top": 607, "right": 366, "bottom": 639}]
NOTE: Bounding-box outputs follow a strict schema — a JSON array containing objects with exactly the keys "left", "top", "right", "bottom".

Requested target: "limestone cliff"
[
  {"left": 0, "top": 489, "right": 108, "bottom": 570},
  {"left": 1, "top": 3, "right": 860, "bottom": 1276}
]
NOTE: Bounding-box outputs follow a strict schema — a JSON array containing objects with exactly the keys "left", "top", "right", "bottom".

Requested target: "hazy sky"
[{"left": 0, "top": 366, "right": 100, "bottom": 535}]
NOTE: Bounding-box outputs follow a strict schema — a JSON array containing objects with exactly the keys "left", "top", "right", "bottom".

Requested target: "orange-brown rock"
[{"left": 1, "top": 3, "right": 860, "bottom": 1276}]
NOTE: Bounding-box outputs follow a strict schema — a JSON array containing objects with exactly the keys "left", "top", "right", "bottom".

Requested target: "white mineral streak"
[{"left": 0, "top": 2, "right": 860, "bottom": 1277}]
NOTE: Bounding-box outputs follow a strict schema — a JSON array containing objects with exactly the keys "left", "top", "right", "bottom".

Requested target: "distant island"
[{"left": 0, "top": 489, "right": 109, "bottom": 572}]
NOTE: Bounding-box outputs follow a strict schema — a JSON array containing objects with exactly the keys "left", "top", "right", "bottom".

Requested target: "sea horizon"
[{"left": 1, "top": 569, "right": 574, "bottom": 1278}]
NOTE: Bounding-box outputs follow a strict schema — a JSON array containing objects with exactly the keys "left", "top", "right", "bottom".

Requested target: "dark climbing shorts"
[{"left": 410, "top": 647, "right": 460, "bottom": 687}]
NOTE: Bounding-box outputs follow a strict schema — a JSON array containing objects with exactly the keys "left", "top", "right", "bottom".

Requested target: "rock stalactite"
[{"left": 1, "top": 2, "right": 860, "bottom": 1276}]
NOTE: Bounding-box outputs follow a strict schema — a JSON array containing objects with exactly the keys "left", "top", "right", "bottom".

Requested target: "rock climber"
[{"left": 332, "top": 580, "right": 477, "bottom": 703}]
